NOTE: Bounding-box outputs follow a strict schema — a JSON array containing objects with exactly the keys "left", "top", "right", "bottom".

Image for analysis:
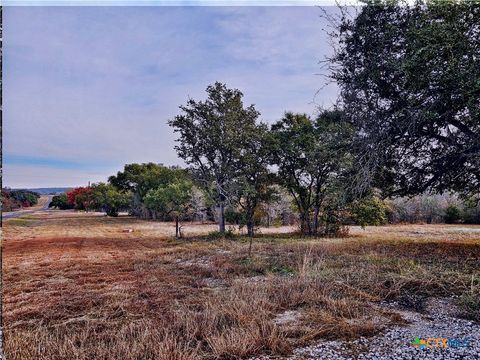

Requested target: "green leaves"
[
  {"left": 169, "top": 82, "right": 260, "bottom": 183},
  {"left": 350, "top": 196, "right": 388, "bottom": 228},
  {"left": 169, "top": 82, "right": 263, "bottom": 234},
  {"left": 109, "top": 163, "right": 189, "bottom": 217},
  {"left": 328, "top": 1, "right": 480, "bottom": 198},
  {"left": 50, "top": 194, "right": 72, "bottom": 210},
  {"left": 90, "top": 183, "right": 132, "bottom": 217},
  {"left": 270, "top": 110, "right": 354, "bottom": 235},
  {"left": 144, "top": 179, "right": 193, "bottom": 219}
]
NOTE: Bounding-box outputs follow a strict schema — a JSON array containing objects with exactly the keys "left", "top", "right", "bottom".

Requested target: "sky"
[{"left": 4, "top": 5, "right": 339, "bottom": 188}]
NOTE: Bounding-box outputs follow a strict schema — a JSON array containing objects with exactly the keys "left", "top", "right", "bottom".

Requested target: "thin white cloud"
[{"left": 3, "top": 164, "right": 116, "bottom": 188}]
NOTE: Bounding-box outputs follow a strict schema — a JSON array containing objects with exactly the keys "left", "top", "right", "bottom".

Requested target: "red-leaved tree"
[{"left": 66, "top": 187, "right": 93, "bottom": 211}]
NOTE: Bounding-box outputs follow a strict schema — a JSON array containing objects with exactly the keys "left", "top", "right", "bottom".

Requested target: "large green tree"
[
  {"left": 232, "top": 122, "right": 274, "bottom": 238},
  {"left": 91, "top": 183, "right": 132, "bottom": 217},
  {"left": 270, "top": 110, "right": 353, "bottom": 235},
  {"left": 169, "top": 82, "right": 260, "bottom": 234},
  {"left": 109, "top": 163, "right": 187, "bottom": 218},
  {"left": 327, "top": 0, "right": 480, "bottom": 198}
]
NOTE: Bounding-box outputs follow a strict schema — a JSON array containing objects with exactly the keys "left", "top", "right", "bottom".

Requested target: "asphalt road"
[{"left": 2, "top": 195, "right": 54, "bottom": 220}]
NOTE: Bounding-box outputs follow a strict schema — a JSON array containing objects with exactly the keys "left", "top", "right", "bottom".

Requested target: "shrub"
[
  {"left": 457, "top": 294, "right": 480, "bottom": 322},
  {"left": 50, "top": 194, "right": 73, "bottom": 210},
  {"left": 1, "top": 189, "right": 17, "bottom": 211},
  {"left": 224, "top": 208, "right": 245, "bottom": 225},
  {"left": 207, "top": 229, "right": 236, "bottom": 240},
  {"left": 444, "top": 205, "right": 462, "bottom": 224},
  {"left": 462, "top": 199, "right": 480, "bottom": 224},
  {"left": 320, "top": 206, "right": 350, "bottom": 237},
  {"left": 10, "top": 190, "right": 40, "bottom": 207},
  {"left": 66, "top": 187, "right": 94, "bottom": 211},
  {"left": 350, "top": 197, "right": 387, "bottom": 228},
  {"left": 91, "top": 183, "right": 132, "bottom": 217}
]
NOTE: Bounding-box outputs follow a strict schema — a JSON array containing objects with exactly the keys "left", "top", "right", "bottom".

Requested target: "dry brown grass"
[{"left": 3, "top": 212, "right": 480, "bottom": 359}]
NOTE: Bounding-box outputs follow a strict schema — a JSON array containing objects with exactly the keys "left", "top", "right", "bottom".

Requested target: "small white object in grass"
[
  {"left": 122, "top": 228, "right": 134, "bottom": 233},
  {"left": 273, "top": 310, "right": 301, "bottom": 325}
]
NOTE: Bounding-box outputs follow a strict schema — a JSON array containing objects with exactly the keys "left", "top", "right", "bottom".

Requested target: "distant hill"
[{"left": 13, "top": 187, "right": 72, "bottom": 195}]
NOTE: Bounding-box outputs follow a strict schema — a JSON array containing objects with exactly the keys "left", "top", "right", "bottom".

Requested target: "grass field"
[{"left": 3, "top": 211, "right": 480, "bottom": 359}]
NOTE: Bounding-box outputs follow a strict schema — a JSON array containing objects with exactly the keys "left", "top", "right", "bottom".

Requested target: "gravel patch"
[{"left": 254, "top": 297, "right": 480, "bottom": 359}]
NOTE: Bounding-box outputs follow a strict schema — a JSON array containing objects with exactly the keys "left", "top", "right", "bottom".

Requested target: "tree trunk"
[
  {"left": 219, "top": 202, "right": 225, "bottom": 234},
  {"left": 248, "top": 233, "right": 253, "bottom": 257},
  {"left": 247, "top": 219, "right": 254, "bottom": 238},
  {"left": 300, "top": 211, "right": 313, "bottom": 235},
  {"left": 247, "top": 209, "right": 254, "bottom": 256},
  {"left": 175, "top": 216, "right": 179, "bottom": 238},
  {"left": 313, "top": 206, "right": 320, "bottom": 235},
  {"left": 300, "top": 213, "right": 306, "bottom": 235}
]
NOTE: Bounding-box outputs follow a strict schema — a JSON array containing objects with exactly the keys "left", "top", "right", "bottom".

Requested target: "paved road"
[{"left": 2, "top": 195, "right": 54, "bottom": 220}]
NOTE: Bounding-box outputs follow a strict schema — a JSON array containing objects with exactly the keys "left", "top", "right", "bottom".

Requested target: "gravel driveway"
[{"left": 257, "top": 298, "right": 479, "bottom": 360}]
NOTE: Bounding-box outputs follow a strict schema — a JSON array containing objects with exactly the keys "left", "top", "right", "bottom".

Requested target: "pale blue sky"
[{"left": 4, "top": 6, "right": 339, "bottom": 188}]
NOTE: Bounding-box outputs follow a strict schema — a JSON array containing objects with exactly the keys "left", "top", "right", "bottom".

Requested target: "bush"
[
  {"left": 224, "top": 208, "right": 245, "bottom": 225},
  {"left": 50, "top": 194, "right": 73, "bottom": 210},
  {"left": 350, "top": 196, "right": 387, "bottom": 228},
  {"left": 1, "top": 189, "right": 17, "bottom": 211},
  {"left": 320, "top": 206, "right": 350, "bottom": 237},
  {"left": 457, "top": 294, "right": 480, "bottom": 322},
  {"left": 462, "top": 199, "right": 480, "bottom": 224},
  {"left": 207, "top": 229, "right": 236, "bottom": 240},
  {"left": 66, "top": 187, "right": 94, "bottom": 210},
  {"left": 2, "top": 189, "right": 40, "bottom": 210},
  {"left": 91, "top": 183, "right": 132, "bottom": 216},
  {"left": 444, "top": 205, "right": 462, "bottom": 224}
]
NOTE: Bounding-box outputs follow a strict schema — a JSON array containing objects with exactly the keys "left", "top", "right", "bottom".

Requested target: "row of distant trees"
[
  {"left": 52, "top": 160, "right": 386, "bottom": 239},
  {"left": 1, "top": 189, "right": 40, "bottom": 211},
  {"left": 386, "top": 194, "right": 480, "bottom": 225},
  {"left": 50, "top": 158, "right": 479, "bottom": 238},
  {"left": 50, "top": 184, "right": 130, "bottom": 215}
]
